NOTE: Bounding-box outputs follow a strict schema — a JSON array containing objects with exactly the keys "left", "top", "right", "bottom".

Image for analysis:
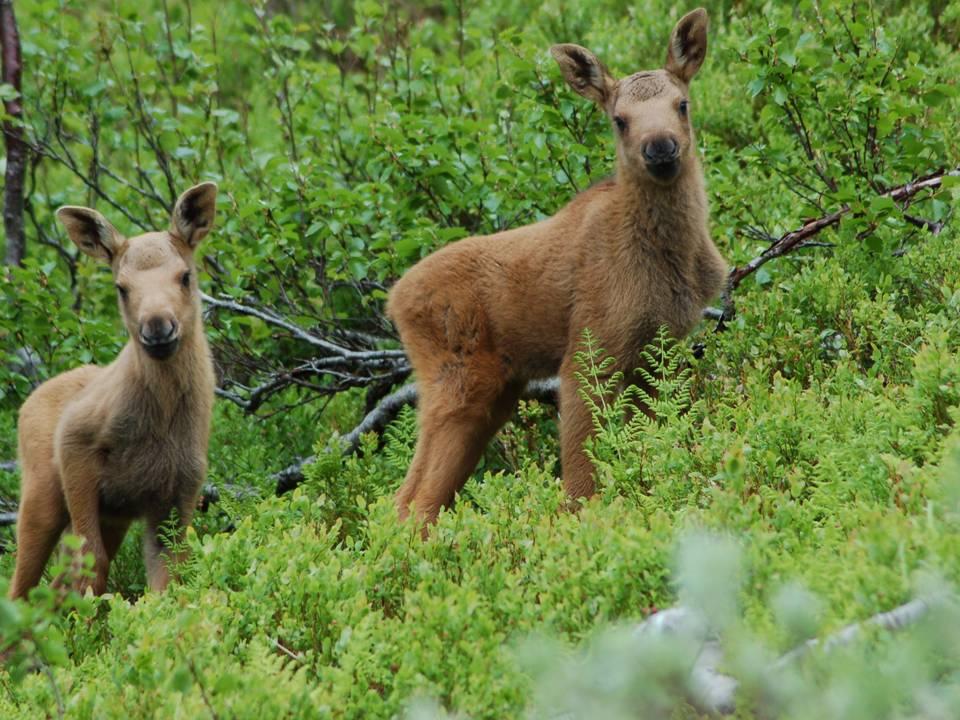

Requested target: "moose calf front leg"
[
  {"left": 558, "top": 358, "right": 599, "bottom": 502},
  {"left": 58, "top": 452, "right": 109, "bottom": 594},
  {"left": 144, "top": 502, "right": 195, "bottom": 592}
]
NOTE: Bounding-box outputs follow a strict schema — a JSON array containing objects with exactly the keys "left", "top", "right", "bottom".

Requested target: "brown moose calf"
[
  {"left": 9, "top": 183, "right": 218, "bottom": 599},
  {"left": 388, "top": 9, "right": 727, "bottom": 524}
]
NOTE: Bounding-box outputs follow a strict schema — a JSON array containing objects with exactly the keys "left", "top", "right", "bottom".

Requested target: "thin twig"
[{"left": 201, "top": 292, "right": 406, "bottom": 361}]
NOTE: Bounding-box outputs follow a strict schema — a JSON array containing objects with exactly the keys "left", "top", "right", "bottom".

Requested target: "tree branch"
[
  {"left": 723, "top": 167, "right": 959, "bottom": 319},
  {"left": 202, "top": 292, "right": 406, "bottom": 362}
]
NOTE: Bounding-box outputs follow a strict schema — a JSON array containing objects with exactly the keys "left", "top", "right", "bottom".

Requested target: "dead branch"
[
  {"left": 217, "top": 359, "right": 409, "bottom": 414},
  {"left": 200, "top": 292, "right": 408, "bottom": 412},
  {"left": 202, "top": 292, "right": 403, "bottom": 361},
  {"left": 1, "top": 0, "right": 26, "bottom": 266},
  {"left": 773, "top": 594, "right": 946, "bottom": 669}
]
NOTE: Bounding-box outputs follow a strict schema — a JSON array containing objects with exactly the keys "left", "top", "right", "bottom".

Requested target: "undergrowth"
[{"left": 0, "top": 0, "right": 959, "bottom": 717}]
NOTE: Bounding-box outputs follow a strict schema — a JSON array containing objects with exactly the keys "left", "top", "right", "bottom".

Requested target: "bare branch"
[{"left": 202, "top": 292, "right": 406, "bottom": 361}]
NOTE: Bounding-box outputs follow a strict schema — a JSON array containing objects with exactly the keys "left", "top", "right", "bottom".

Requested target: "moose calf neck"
[
  {"left": 388, "top": 9, "right": 727, "bottom": 525},
  {"left": 9, "top": 183, "right": 218, "bottom": 599}
]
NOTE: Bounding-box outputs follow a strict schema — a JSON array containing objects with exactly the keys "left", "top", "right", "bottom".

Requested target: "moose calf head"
[
  {"left": 56, "top": 183, "right": 218, "bottom": 361},
  {"left": 551, "top": 8, "right": 709, "bottom": 184}
]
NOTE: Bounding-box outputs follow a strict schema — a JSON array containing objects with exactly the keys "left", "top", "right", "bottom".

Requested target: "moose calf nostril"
[
  {"left": 140, "top": 319, "right": 177, "bottom": 345},
  {"left": 643, "top": 137, "right": 680, "bottom": 165}
]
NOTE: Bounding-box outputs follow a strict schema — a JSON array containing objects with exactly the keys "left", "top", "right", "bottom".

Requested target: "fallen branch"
[
  {"left": 773, "top": 594, "right": 945, "bottom": 669},
  {"left": 723, "top": 167, "right": 959, "bottom": 319},
  {"left": 201, "top": 292, "right": 410, "bottom": 412},
  {"left": 274, "top": 377, "right": 561, "bottom": 496}
]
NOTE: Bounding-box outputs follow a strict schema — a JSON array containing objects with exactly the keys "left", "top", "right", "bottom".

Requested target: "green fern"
[
  {"left": 574, "top": 326, "right": 695, "bottom": 500},
  {"left": 383, "top": 405, "right": 418, "bottom": 476},
  {"left": 155, "top": 509, "right": 197, "bottom": 587},
  {"left": 634, "top": 325, "right": 694, "bottom": 425}
]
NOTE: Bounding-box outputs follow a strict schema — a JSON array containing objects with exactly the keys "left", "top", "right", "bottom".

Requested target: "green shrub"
[{"left": 1, "top": 0, "right": 959, "bottom": 717}]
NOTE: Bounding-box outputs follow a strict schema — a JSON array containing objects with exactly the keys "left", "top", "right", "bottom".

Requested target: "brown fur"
[
  {"left": 388, "top": 9, "right": 727, "bottom": 524},
  {"left": 9, "top": 183, "right": 218, "bottom": 599}
]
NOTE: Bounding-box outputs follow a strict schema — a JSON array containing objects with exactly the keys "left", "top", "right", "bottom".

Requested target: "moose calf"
[
  {"left": 388, "top": 9, "right": 727, "bottom": 524},
  {"left": 9, "top": 183, "right": 218, "bottom": 599}
]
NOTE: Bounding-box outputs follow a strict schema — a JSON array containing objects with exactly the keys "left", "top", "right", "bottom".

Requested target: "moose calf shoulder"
[
  {"left": 9, "top": 183, "right": 219, "bottom": 599},
  {"left": 389, "top": 8, "right": 727, "bottom": 526}
]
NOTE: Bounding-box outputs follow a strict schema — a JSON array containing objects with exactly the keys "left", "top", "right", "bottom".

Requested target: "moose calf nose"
[
  {"left": 642, "top": 137, "right": 680, "bottom": 165},
  {"left": 139, "top": 317, "right": 177, "bottom": 346}
]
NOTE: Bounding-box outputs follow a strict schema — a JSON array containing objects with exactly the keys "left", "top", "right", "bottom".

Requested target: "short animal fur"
[
  {"left": 9, "top": 183, "right": 218, "bottom": 599},
  {"left": 388, "top": 9, "right": 727, "bottom": 524}
]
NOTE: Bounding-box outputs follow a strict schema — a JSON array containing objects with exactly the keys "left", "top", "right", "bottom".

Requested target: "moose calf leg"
[
  {"left": 9, "top": 486, "right": 68, "bottom": 599},
  {"left": 397, "top": 378, "right": 521, "bottom": 525},
  {"left": 143, "top": 504, "right": 195, "bottom": 592},
  {"left": 59, "top": 451, "right": 110, "bottom": 594},
  {"left": 101, "top": 518, "right": 132, "bottom": 563},
  {"left": 558, "top": 359, "right": 600, "bottom": 502}
]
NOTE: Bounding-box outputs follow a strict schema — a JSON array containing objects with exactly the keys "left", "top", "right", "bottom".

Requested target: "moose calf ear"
[
  {"left": 551, "top": 44, "right": 617, "bottom": 106},
  {"left": 665, "top": 8, "right": 709, "bottom": 83},
  {"left": 56, "top": 207, "right": 123, "bottom": 263},
  {"left": 172, "top": 182, "right": 218, "bottom": 248}
]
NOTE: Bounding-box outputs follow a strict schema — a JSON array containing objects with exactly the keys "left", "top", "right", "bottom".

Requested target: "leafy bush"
[{"left": 0, "top": 0, "right": 959, "bottom": 717}]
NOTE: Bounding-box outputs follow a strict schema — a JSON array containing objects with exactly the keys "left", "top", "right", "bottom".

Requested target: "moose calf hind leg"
[{"left": 398, "top": 381, "right": 522, "bottom": 525}]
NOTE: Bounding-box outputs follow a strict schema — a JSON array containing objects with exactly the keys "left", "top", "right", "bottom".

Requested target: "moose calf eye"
[
  {"left": 180, "top": 272, "right": 191, "bottom": 289},
  {"left": 116, "top": 284, "right": 128, "bottom": 301},
  {"left": 678, "top": 100, "right": 689, "bottom": 117},
  {"left": 614, "top": 116, "right": 628, "bottom": 133}
]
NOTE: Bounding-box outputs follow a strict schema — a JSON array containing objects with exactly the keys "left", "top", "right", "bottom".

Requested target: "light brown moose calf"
[
  {"left": 388, "top": 9, "right": 727, "bottom": 524},
  {"left": 9, "top": 183, "right": 218, "bottom": 599}
]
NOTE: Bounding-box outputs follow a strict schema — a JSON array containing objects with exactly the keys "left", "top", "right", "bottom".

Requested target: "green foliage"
[
  {"left": 1, "top": 0, "right": 960, "bottom": 717},
  {"left": 575, "top": 326, "right": 698, "bottom": 504},
  {"left": 0, "top": 535, "right": 97, "bottom": 696}
]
